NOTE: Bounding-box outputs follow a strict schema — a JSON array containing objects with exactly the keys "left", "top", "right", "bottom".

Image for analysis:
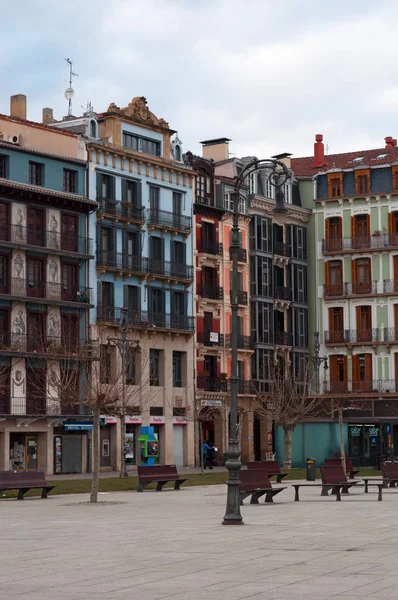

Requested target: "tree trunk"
[
  {"left": 198, "top": 420, "right": 204, "bottom": 474},
  {"left": 90, "top": 405, "right": 100, "bottom": 503},
  {"left": 283, "top": 427, "right": 293, "bottom": 470},
  {"left": 120, "top": 413, "right": 126, "bottom": 477},
  {"left": 338, "top": 408, "right": 346, "bottom": 473}
]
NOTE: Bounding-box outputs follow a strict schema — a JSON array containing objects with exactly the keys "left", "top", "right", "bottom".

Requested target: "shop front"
[
  {"left": 173, "top": 416, "right": 187, "bottom": 466},
  {"left": 125, "top": 415, "right": 142, "bottom": 466},
  {"left": 348, "top": 423, "right": 395, "bottom": 467},
  {"left": 54, "top": 421, "right": 92, "bottom": 474},
  {"left": 10, "top": 433, "right": 39, "bottom": 470},
  {"left": 149, "top": 416, "right": 165, "bottom": 464}
]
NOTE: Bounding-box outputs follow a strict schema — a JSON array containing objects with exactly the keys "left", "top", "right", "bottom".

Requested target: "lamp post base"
[{"left": 222, "top": 438, "right": 244, "bottom": 525}]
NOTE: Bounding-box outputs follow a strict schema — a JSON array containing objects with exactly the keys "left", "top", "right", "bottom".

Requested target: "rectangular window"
[
  {"left": 355, "top": 170, "right": 370, "bottom": 195},
  {"left": 0, "top": 255, "right": 9, "bottom": 294},
  {"left": 238, "top": 197, "right": 246, "bottom": 214},
  {"left": 27, "top": 258, "right": 45, "bottom": 298},
  {"left": 327, "top": 173, "right": 343, "bottom": 198},
  {"left": 248, "top": 172, "right": 257, "bottom": 195},
  {"left": 328, "top": 307, "right": 344, "bottom": 342},
  {"left": 29, "top": 162, "right": 43, "bottom": 186},
  {"left": 150, "top": 349, "right": 160, "bottom": 386},
  {"left": 393, "top": 166, "right": 398, "bottom": 191},
  {"left": 283, "top": 183, "right": 291, "bottom": 205},
  {"left": 0, "top": 155, "right": 7, "bottom": 179},
  {"left": 63, "top": 169, "right": 77, "bottom": 193},
  {"left": 100, "top": 345, "right": 111, "bottom": 384},
  {"left": 224, "top": 192, "right": 233, "bottom": 211},
  {"left": 149, "top": 186, "right": 160, "bottom": 213},
  {"left": 122, "top": 132, "right": 161, "bottom": 157},
  {"left": 173, "top": 351, "right": 183, "bottom": 387},
  {"left": 121, "top": 179, "right": 140, "bottom": 206}
]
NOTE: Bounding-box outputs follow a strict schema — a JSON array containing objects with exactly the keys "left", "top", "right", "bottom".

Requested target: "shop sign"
[
  {"left": 209, "top": 332, "right": 219, "bottom": 343},
  {"left": 369, "top": 427, "right": 379, "bottom": 436},
  {"left": 64, "top": 421, "right": 93, "bottom": 431},
  {"left": 105, "top": 416, "right": 118, "bottom": 425},
  {"left": 350, "top": 427, "right": 361, "bottom": 437},
  {"left": 125, "top": 416, "right": 142, "bottom": 425},
  {"left": 173, "top": 417, "right": 187, "bottom": 426},
  {"left": 150, "top": 416, "right": 166, "bottom": 425},
  {"left": 201, "top": 399, "right": 222, "bottom": 407}
]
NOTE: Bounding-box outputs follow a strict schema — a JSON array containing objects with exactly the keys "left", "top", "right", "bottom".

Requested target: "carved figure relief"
[
  {"left": 15, "top": 208, "right": 24, "bottom": 241},
  {"left": 48, "top": 213, "right": 59, "bottom": 249},
  {"left": 48, "top": 312, "right": 60, "bottom": 338},
  {"left": 12, "top": 370, "right": 25, "bottom": 397},
  {"left": 48, "top": 258, "right": 59, "bottom": 283},
  {"left": 14, "top": 253, "right": 24, "bottom": 278}
]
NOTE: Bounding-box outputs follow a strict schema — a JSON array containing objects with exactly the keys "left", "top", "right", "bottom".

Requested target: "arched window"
[
  {"left": 90, "top": 120, "right": 97, "bottom": 138},
  {"left": 175, "top": 145, "right": 181, "bottom": 162}
]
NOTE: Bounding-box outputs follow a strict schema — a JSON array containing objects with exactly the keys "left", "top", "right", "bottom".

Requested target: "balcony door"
[
  {"left": 325, "top": 260, "right": 343, "bottom": 295},
  {"left": 173, "top": 192, "right": 182, "bottom": 228},
  {"left": 0, "top": 202, "right": 9, "bottom": 241},
  {"left": 99, "top": 281, "right": 114, "bottom": 321},
  {"left": 352, "top": 258, "right": 371, "bottom": 294},
  {"left": 61, "top": 263, "right": 79, "bottom": 302},
  {"left": 123, "top": 284, "right": 140, "bottom": 323},
  {"left": 389, "top": 212, "right": 398, "bottom": 245},
  {"left": 148, "top": 288, "right": 165, "bottom": 326},
  {"left": 62, "top": 313, "right": 79, "bottom": 353},
  {"left": 0, "top": 255, "right": 9, "bottom": 294},
  {"left": 171, "top": 241, "right": 186, "bottom": 278},
  {"left": 100, "top": 227, "right": 114, "bottom": 266},
  {"left": 203, "top": 311, "right": 213, "bottom": 345},
  {"left": 27, "top": 257, "right": 45, "bottom": 298},
  {"left": 26, "top": 366, "right": 46, "bottom": 414},
  {"left": 352, "top": 214, "right": 370, "bottom": 249},
  {"left": 61, "top": 213, "right": 78, "bottom": 252},
  {"left": 352, "top": 353, "right": 372, "bottom": 392},
  {"left": 171, "top": 291, "right": 187, "bottom": 329},
  {"left": 201, "top": 222, "right": 215, "bottom": 254},
  {"left": 0, "top": 365, "right": 10, "bottom": 414},
  {"left": 27, "top": 311, "right": 46, "bottom": 352},
  {"left": 328, "top": 307, "right": 344, "bottom": 342},
  {"left": 27, "top": 207, "right": 45, "bottom": 247},
  {"left": 356, "top": 306, "right": 372, "bottom": 342},
  {"left": 329, "top": 354, "right": 347, "bottom": 393},
  {"left": 325, "top": 217, "right": 342, "bottom": 251},
  {"left": 204, "top": 356, "right": 218, "bottom": 390},
  {"left": 124, "top": 231, "right": 140, "bottom": 271},
  {"left": 150, "top": 236, "right": 164, "bottom": 274}
]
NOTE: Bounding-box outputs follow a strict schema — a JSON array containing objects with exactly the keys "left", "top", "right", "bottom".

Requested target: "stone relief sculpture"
[
  {"left": 12, "top": 370, "right": 25, "bottom": 397},
  {"left": 48, "top": 312, "right": 60, "bottom": 338},
  {"left": 49, "top": 214, "right": 59, "bottom": 248},
  {"left": 48, "top": 258, "right": 59, "bottom": 283},
  {"left": 12, "top": 310, "right": 26, "bottom": 348},
  {"left": 15, "top": 208, "right": 24, "bottom": 241},
  {"left": 14, "top": 253, "right": 24, "bottom": 278}
]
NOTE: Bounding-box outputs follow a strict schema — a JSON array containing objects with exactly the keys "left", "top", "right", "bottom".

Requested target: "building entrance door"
[
  {"left": 26, "top": 436, "right": 38, "bottom": 469},
  {"left": 173, "top": 426, "right": 184, "bottom": 466}
]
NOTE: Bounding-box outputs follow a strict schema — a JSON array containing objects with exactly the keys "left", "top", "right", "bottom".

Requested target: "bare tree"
[
  {"left": 330, "top": 397, "right": 372, "bottom": 473},
  {"left": 252, "top": 360, "right": 323, "bottom": 469}
]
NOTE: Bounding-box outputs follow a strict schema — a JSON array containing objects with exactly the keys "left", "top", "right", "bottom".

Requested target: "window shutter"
[
  {"left": 389, "top": 212, "right": 394, "bottom": 235},
  {"left": 97, "top": 280, "right": 102, "bottom": 305},
  {"left": 121, "top": 179, "right": 127, "bottom": 202},
  {"left": 394, "top": 304, "right": 398, "bottom": 329},
  {"left": 366, "top": 214, "right": 370, "bottom": 237},
  {"left": 170, "top": 241, "right": 175, "bottom": 263},
  {"left": 96, "top": 172, "right": 102, "bottom": 200},
  {"left": 394, "top": 255, "right": 398, "bottom": 280},
  {"left": 352, "top": 355, "right": 359, "bottom": 382},
  {"left": 356, "top": 306, "right": 361, "bottom": 331},
  {"left": 325, "top": 218, "right": 330, "bottom": 241},
  {"left": 136, "top": 181, "right": 142, "bottom": 206},
  {"left": 328, "top": 308, "right": 334, "bottom": 333},
  {"left": 352, "top": 259, "right": 357, "bottom": 283},
  {"left": 351, "top": 216, "right": 355, "bottom": 238},
  {"left": 330, "top": 355, "right": 337, "bottom": 382},
  {"left": 324, "top": 261, "right": 330, "bottom": 285},
  {"left": 123, "top": 284, "right": 128, "bottom": 310},
  {"left": 110, "top": 176, "right": 115, "bottom": 199},
  {"left": 338, "top": 217, "right": 342, "bottom": 237},
  {"left": 365, "top": 354, "right": 372, "bottom": 381},
  {"left": 343, "top": 356, "right": 348, "bottom": 381}
]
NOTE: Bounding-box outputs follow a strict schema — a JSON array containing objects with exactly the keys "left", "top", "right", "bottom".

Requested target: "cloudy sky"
[{"left": 1, "top": 0, "right": 398, "bottom": 159}]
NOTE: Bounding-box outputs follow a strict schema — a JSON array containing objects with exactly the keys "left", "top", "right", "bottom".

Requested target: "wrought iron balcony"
[
  {"left": 0, "top": 278, "right": 92, "bottom": 304},
  {"left": 147, "top": 209, "right": 192, "bottom": 232},
  {"left": 326, "top": 328, "right": 398, "bottom": 344},
  {"left": 274, "top": 286, "right": 291, "bottom": 301},
  {"left": 196, "top": 332, "right": 224, "bottom": 346},
  {"left": 225, "top": 334, "right": 252, "bottom": 350},
  {"left": 273, "top": 241, "right": 290, "bottom": 257},
  {"left": 251, "top": 380, "right": 272, "bottom": 394},
  {"left": 199, "top": 284, "right": 224, "bottom": 300},
  {"left": 237, "top": 380, "right": 255, "bottom": 394},
  {"left": 323, "top": 380, "right": 398, "bottom": 394},
  {"left": 0, "top": 333, "right": 97, "bottom": 358},
  {"left": 197, "top": 376, "right": 228, "bottom": 393},
  {"left": 322, "top": 234, "right": 398, "bottom": 254},
  {"left": 323, "top": 283, "right": 345, "bottom": 297},
  {"left": 96, "top": 307, "right": 194, "bottom": 332},
  {"left": 274, "top": 331, "right": 293, "bottom": 346},
  {"left": 0, "top": 397, "right": 93, "bottom": 417},
  {"left": 324, "top": 281, "right": 378, "bottom": 297},
  {"left": 383, "top": 280, "right": 398, "bottom": 293},
  {"left": 96, "top": 252, "right": 194, "bottom": 281},
  {"left": 98, "top": 198, "right": 145, "bottom": 222},
  {"left": 0, "top": 223, "right": 93, "bottom": 255},
  {"left": 198, "top": 240, "right": 223, "bottom": 255},
  {"left": 229, "top": 247, "right": 247, "bottom": 262}
]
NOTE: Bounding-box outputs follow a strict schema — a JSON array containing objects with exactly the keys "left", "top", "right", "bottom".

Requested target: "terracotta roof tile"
[
  {"left": 291, "top": 146, "right": 398, "bottom": 177},
  {"left": 0, "top": 114, "right": 78, "bottom": 138}
]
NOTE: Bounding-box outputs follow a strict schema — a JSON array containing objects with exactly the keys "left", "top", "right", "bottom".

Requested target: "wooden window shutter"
[
  {"left": 328, "top": 308, "right": 334, "bottom": 331},
  {"left": 394, "top": 304, "right": 398, "bottom": 329},
  {"left": 389, "top": 212, "right": 394, "bottom": 235},
  {"left": 394, "top": 255, "right": 398, "bottom": 280},
  {"left": 327, "top": 176, "right": 332, "bottom": 198},
  {"left": 351, "top": 216, "right": 355, "bottom": 238},
  {"left": 352, "top": 259, "right": 357, "bottom": 283},
  {"left": 392, "top": 166, "right": 398, "bottom": 190},
  {"left": 329, "top": 355, "right": 337, "bottom": 381},
  {"left": 325, "top": 218, "right": 330, "bottom": 240},
  {"left": 324, "top": 261, "right": 330, "bottom": 285},
  {"left": 365, "top": 354, "right": 372, "bottom": 381},
  {"left": 343, "top": 355, "right": 348, "bottom": 381},
  {"left": 356, "top": 306, "right": 361, "bottom": 330},
  {"left": 395, "top": 353, "right": 398, "bottom": 379},
  {"left": 366, "top": 214, "right": 370, "bottom": 236},
  {"left": 338, "top": 216, "right": 342, "bottom": 236},
  {"left": 352, "top": 355, "right": 359, "bottom": 381}
]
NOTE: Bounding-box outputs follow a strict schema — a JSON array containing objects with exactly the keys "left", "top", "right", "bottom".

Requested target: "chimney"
[
  {"left": 314, "top": 134, "right": 326, "bottom": 168},
  {"left": 42, "top": 108, "right": 54, "bottom": 124},
  {"left": 200, "top": 137, "right": 231, "bottom": 162},
  {"left": 10, "top": 94, "right": 27, "bottom": 120},
  {"left": 385, "top": 136, "right": 397, "bottom": 148}
]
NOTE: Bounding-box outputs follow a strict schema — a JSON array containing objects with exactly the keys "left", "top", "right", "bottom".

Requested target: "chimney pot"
[
  {"left": 393, "top": 139, "right": 397, "bottom": 147},
  {"left": 314, "top": 133, "right": 326, "bottom": 168},
  {"left": 10, "top": 94, "right": 27, "bottom": 120},
  {"left": 42, "top": 107, "right": 54, "bottom": 124},
  {"left": 385, "top": 136, "right": 394, "bottom": 148}
]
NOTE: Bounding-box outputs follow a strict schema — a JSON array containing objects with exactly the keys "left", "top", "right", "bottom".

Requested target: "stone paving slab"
[{"left": 1, "top": 482, "right": 398, "bottom": 599}]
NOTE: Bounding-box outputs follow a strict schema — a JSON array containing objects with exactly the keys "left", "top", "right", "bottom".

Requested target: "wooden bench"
[
  {"left": 381, "top": 462, "right": 398, "bottom": 488},
  {"left": 239, "top": 469, "right": 286, "bottom": 505},
  {"left": 292, "top": 465, "right": 383, "bottom": 501},
  {"left": 137, "top": 465, "right": 187, "bottom": 492},
  {"left": 325, "top": 458, "right": 360, "bottom": 479},
  {"left": 247, "top": 460, "right": 288, "bottom": 483},
  {"left": 0, "top": 470, "right": 55, "bottom": 500}
]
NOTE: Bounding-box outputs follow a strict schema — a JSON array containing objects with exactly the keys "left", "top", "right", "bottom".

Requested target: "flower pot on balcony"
[
  {"left": 372, "top": 231, "right": 381, "bottom": 237},
  {"left": 220, "top": 373, "right": 227, "bottom": 379}
]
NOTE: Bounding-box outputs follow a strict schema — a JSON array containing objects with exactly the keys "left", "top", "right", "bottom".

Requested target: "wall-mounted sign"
[
  {"left": 64, "top": 421, "right": 93, "bottom": 431},
  {"left": 125, "top": 416, "right": 142, "bottom": 425},
  {"left": 200, "top": 399, "right": 222, "bottom": 407},
  {"left": 350, "top": 427, "right": 361, "bottom": 437},
  {"left": 209, "top": 332, "right": 219, "bottom": 343},
  {"left": 104, "top": 416, "right": 118, "bottom": 425},
  {"left": 150, "top": 416, "right": 166, "bottom": 425},
  {"left": 173, "top": 417, "right": 187, "bottom": 426}
]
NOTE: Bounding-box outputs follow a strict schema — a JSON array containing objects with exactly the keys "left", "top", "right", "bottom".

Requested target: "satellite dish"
[{"left": 64, "top": 87, "right": 75, "bottom": 100}]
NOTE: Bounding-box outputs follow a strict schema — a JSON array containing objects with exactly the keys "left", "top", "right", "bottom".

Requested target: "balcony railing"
[
  {"left": 225, "top": 334, "right": 252, "bottom": 349},
  {"left": 200, "top": 284, "right": 224, "bottom": 300},
  {"left": 322, "top": 234, "right": 398, "bottom": 253},
  {"left": 274, "top": 331, "right": 293, "bottom": 346},
  {"left": 324, "top": 281, "right": 378, "bottom": 297},
  {"left": 96, "top": 252, "right": 194, "bottom": 281},
  {"left": 229, "top": 247, "right": 247, "bottom": 262},
  {"left": 196, "top": 332, "right": 224, "bottom": 346},
  {"left": 97, "top": 307, "right": 194, "bottom": 332},
  {"left": 273, "top": 241, "right": 290, "bottom": 257},
  {"left": 147, "top": 209, "right": 192, "bottom": 232},
  {"left": 98, "top": 198, "right": 145, "bottom": 222},
  {"left": 0, "top": 397, "right": 93, "bottom": 416},
  {"left": 325, "top": 328, "right": 398, "bottom": 344},
  {"left": 274, "top": 286, "right": 291, "bottom": 301},
  {"left": 197, "top": 376, "right": 228, "bottom": 393},
  {"left": 0, "top": 278, "right": 92, "bottom": 304},
  {"left": 198, "top": 240, "right": 223, "bottom": 255},
  {"left": 0, "top": 224, "right": 93, "bottom": 255},
  {"left": 383, "top": 280, "right": 398, "bottom": 293},
  {"left": 0, "top": 333, "right": 97, "bottom": 358},
  {"left": 323, "top": 380, "right": 398, "bottom": 394}
]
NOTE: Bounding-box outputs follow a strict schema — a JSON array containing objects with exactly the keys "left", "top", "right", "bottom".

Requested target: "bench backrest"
[
  {"left": 137, "top": 465, "right": 179, "bottom": 480},
  {"left": 0, "top": 470, "right": 47, "bottom": 487},
  {"left": 239, "top": 469, "right": 272, "bottom": 492},
  {"left": 320, "top": 465, "right": 347, "bottom": 485},
  {"left": 381, "top": 462, "right": 398, "bottom": 479},
  {"left": 247, "top": 460, "right": 281, "bottom": 473},
  {"left": 325, "top": 458, "right": 354, "bottom": 471}
]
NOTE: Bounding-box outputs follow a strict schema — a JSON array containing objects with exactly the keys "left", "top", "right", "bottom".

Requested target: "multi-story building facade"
[
  {"left": 292, "top": 134, "right": 398, "bottom": 466},
  {"left": 247, "top": 155, "right": 311, "bottom": 460},
  {"left": 54, "top": 97, "right": 196, "bottom": 468},
  {"left": 0, "top": 95, "right": 95, "bottom": 474}
]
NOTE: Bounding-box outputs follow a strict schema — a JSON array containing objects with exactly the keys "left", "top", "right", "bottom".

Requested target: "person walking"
[
  {"left": 207, "top": 442, "right": 215, "bottom": 469},
  {"left": 202, "top": 440, "right": 210, "bottom": 469}
]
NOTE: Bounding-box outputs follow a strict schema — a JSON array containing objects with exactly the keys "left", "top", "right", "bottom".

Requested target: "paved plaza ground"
[{"left": 1, "top": 482, "right": 398, "bottom": 599}]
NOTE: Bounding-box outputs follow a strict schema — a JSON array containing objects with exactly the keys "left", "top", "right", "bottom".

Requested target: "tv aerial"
[{"left": 65, "top": 58, "right": 78, "bottom": 116}]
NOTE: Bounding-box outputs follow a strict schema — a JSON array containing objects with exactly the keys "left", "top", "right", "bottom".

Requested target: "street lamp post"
[
  {"left": 107, "top": 307, "right": 140, "bottom": 477},
  {"left": 222, "top": 158, "right": 291, "bottom": 525},
  {"left": 311, "top": 331, "right": 328, "bottom": 394}
]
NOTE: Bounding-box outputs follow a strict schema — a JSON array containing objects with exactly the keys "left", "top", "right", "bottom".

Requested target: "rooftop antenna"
[
  {"left": 326, "top": 143, "right": 330, "bottom": 155},
  {"left": 64, "top": 58, "right": 78, "bottom": 117}
]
